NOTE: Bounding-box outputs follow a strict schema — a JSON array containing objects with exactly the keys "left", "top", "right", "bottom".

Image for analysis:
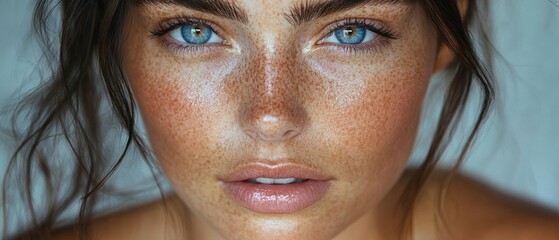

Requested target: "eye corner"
[{"left": 315, "top": 32, "right": 332, "bottom": 46}]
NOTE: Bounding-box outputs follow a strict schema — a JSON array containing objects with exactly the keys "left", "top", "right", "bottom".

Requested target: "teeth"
[{"left": 248, "top": 178, "right": 306, "bottom": 185}]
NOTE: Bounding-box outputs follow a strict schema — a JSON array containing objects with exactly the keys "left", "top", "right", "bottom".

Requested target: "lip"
[{"left": 219, "top": 162, "right": 334, "bottom": 214}]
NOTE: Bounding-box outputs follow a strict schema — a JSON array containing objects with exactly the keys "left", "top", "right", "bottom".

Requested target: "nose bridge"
[
  {"left": 239, "top": 37, "right": 306, "bottom": 142},
  {"left": 261, "top": 35, "right": 293, "bottom": 98}
]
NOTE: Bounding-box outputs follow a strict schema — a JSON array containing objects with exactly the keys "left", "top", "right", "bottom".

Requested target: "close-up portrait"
[{"left": 1, "top": 0, "right": 558, "bottom": 239}]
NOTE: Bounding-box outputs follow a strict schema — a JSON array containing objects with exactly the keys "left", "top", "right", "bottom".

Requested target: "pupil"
[
  {"left": 180, "top": 23, "right": 212, "bottom": 44},
  {"left": 343, "top": 26, "right": 356, "bottom": 38},
  {"left": 192, "top": 24, "right": 203, "bottom": 37},
  {"left": 334, "top": 25, "right": 367, "bottom": 44}
]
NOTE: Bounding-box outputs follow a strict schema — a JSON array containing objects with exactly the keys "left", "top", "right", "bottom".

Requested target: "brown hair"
[{"left": 2, "top": 0, "right": 493, "bottom": 239}]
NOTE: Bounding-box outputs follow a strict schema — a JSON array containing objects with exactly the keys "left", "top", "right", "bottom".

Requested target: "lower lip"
[{"left": 222, "top": 180, "right": 331, "bottom": 214}]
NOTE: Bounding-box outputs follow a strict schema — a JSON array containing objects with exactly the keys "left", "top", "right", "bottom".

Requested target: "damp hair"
[{"left": 1, "top": 0, "right": 494, "bottom": 239}]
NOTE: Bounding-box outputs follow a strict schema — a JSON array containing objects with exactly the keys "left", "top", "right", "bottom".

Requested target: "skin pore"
[{"left": 40, "top": 0, "right": 553, "bottom": 239}]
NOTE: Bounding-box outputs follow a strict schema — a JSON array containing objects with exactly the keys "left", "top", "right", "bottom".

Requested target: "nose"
[
  {"left": 238, "top": 43, "right": 307, "bottom": 142},
  {"left": 240, "top": 99, "right": 307, "bottom": 142}
]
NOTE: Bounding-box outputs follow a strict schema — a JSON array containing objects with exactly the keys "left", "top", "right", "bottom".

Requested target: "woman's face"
[{"left": 124, "top": 0, "right": 439, "bottom": 239}]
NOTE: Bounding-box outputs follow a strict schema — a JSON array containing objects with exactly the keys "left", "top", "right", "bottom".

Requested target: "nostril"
[
  {"left": 244, "top": 129, "right": 259, "bottom": 140},
  {"left": 282, "top": 130, "right": 297, "bottom": 139},
  {"left": 242, "top": 120, "right": 301, "bottom": 142}
]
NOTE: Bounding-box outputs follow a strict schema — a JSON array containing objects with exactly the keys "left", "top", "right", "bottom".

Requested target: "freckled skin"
[{"left": 123, "top": 1, "right": 439, "bottom": 239}]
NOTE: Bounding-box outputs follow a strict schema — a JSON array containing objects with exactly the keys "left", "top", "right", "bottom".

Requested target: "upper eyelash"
[
  {"left": 325, "top": 19, "right": 399, "bottom": 40},
  {"left": 150, "top": 17, "right": 219, "bottom": 37},
  {"left": 151, "top": 17, "right": 398, "bottom": 41}
]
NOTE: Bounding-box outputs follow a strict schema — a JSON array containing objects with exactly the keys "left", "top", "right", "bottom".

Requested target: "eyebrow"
[
  {"left": 136, "top": 0, "right": 412, "bottom": 26},
  {"left": 286, "top": 0, "right": 414, "bottom": 25},
  {"left": 136, "top": 0, "right": 249, "bottom": 24}
]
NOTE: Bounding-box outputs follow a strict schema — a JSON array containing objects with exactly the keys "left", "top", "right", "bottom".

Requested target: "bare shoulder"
[
  {"left": 412, "top": 169, "right": 559, "bottom": 240},
  {"left": 51, "top": 195, "right": 188, "bottom": 240}
]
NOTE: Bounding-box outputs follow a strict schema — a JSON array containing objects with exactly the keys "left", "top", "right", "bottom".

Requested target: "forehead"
[{"left": 135, "top": 0, "right": 416, "bottom": 25}]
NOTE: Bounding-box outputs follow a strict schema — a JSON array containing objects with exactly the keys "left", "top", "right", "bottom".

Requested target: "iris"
[
  {"left": 180, "top": 23, "right": 213, "bottom": 44},
  {"left": 333, "top": 25, "right": 368, "bottom": 44}
]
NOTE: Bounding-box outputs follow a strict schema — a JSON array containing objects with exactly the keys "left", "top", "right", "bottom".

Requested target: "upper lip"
[{"left": 219, "top": 162, "right": 333, "bottom": 182}]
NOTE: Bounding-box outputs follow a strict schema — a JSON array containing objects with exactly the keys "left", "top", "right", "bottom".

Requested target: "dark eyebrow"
[
  {"left": 136, "top": 0, "right": 249, "bottom": 24},
  {"left": 286, "top": 0, "right": 413, "bottom": 26}
]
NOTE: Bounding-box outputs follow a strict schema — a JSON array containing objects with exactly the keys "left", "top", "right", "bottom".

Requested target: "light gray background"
[{"left": 1, "top": 0, "right": 558, "bottom": 235}]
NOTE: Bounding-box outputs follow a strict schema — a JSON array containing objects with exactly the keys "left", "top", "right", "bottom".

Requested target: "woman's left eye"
[
  {"left": 322, "top": 25, "right": 377, "bottom": 45},
  {"left": 168, "top": 23, "right": 223, "bottom": 45}
]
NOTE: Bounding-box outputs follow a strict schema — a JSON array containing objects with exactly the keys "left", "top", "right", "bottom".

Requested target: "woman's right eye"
[{"left": 168, "top": 23, "right": 223, "bottom": 45}]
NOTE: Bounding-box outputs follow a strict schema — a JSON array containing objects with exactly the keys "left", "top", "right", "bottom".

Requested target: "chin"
[{"left": 213, "top": 216, "right": 348, "bottom": 240}]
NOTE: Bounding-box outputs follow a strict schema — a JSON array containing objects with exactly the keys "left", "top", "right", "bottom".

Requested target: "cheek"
[
  {"left": 313, "top": 73, "right": 428, "bottom": 206},
  {"left": 123, "top": 42, "right": 239, "bottom": 185},
  {"left": 334, "top": 64, "right": 429, "bottom": 158},
  {"left": 303, "top": 36, "right": 437, "bottom": 206},
  {"left": 332, "top": 69, "right": 427, "bottom": 184}
]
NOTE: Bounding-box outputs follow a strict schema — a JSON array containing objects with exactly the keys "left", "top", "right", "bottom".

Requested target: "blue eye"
[
  {"left": 323, "top": 25, "right": 377, "bottom": 45},
  {"left": 169, "top": 23, "right": 223, "bottom": 44}
]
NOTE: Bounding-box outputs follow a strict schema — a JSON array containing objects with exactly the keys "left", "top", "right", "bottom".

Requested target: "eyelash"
[
  {"left": 150, "top": 18, "right": 399, "bottom": 54},
  {"left": 319, "top": 19, "right": 399, "bottom": 54}
]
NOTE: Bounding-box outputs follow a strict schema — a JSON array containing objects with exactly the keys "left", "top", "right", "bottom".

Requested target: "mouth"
[
  {"left": 244, "top": 177, "right": 308, "bottom": 184},
  {"left": 220, "top": 163, "right": 333, "bottom": 214}
]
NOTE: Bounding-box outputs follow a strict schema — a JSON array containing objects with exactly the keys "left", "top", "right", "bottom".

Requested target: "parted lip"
[{"left": 218, "top": 162, "right": 333, "bottom": 182}]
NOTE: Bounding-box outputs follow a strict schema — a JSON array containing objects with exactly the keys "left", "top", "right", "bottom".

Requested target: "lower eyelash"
[
  {"left": 158, "top": 39, "right": 215, "bottom": 54},
  {"left": 336, "top": 37, "right": 392, "bottom": 55}
]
